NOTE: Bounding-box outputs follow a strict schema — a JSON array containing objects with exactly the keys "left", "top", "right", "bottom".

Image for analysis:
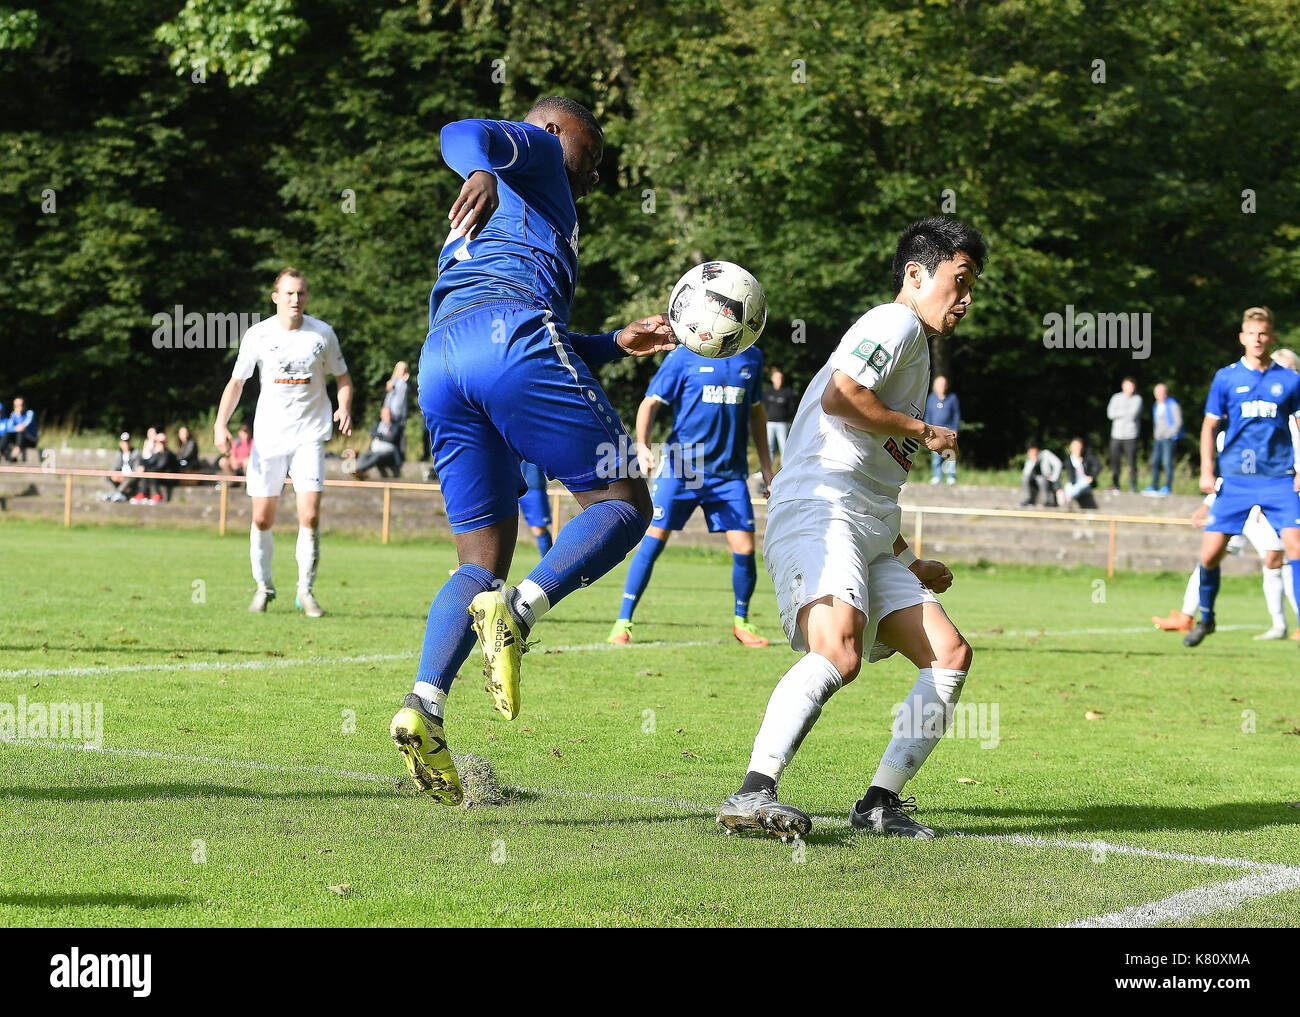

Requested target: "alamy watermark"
[
  {"left": 151, "top": 305, "right": 261, "bottom": 350},
  {"left": 0, "top": 696, "right": 103, "bottom": 749},
  {"left": 1042, "top": 305, "right": 1151, "bottom": 360},
  {"left": 595, "top": 437, "right": 706, "bottom": 489},
  {"left": 890, "top": 697, "right": 1000, "bottom": 749}
]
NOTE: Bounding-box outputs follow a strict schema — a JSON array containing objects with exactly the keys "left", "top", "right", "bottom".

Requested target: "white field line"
[
  {"left": 0, "top": 625, "right": 1261, "bottom": 681},
  {"left": 1057, "top": 867, "right": 1300, "bottom": 928}
]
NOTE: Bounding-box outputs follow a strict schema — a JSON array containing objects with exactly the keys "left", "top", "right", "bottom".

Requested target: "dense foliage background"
[{"left": 4, "top": 0, "right": 1300, "bottom": 463}]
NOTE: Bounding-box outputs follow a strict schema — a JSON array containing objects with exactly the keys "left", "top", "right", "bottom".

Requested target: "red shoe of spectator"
[
  {"left": 130, "top": 493, "right": 147, "bottom": 503},
  {"left": 150, "top": 494, "right": 163, "bottom": 503}
]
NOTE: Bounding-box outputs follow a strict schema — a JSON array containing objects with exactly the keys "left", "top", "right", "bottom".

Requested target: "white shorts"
[
  {"left": 1243, "top": 506, "right": 1283, "bottom": 556},
  {"left": 764, "top": 499, "right": 936, "bottom": 660},
  {"left": 245, "top": 442, "right": 326, "bottom": 498}
]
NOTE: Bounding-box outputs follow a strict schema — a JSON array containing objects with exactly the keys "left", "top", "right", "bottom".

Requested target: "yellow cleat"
[
  {"left": 390, "top": 694, "right": 463, "bottom": 805},
  {"left": 732, "top": 616, "right": 770, "bottom": 649},
  {"left": 468, "top": 589, "right": 527, "bottom": 720},
  {"left": 607, "top": 619, "right": 633, "bottom": 645}
]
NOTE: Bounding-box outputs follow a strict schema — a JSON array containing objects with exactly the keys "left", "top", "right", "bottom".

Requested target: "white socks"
[
  {"left": 1181, "top": 567, "right": 1199, "bottom": 617},
  {"left": 412, "top": 682, "right": 448, "bottom": 721},
  {"left": 871, "top": 667, "right": 968, "bottom": 793},
  {"left": 510, "top": 579, "right": 550, "bottom": 630},
  {"left": 250, "top": 524, "right": 274, "bottom": 592},
  {"left": 1263, "top": 566, "right": 1286, "bottom": 629},
  {"left": 747, "top": 653, "right": 844, "bottom": 782},
  {"left": 296, "top": 526, "right": 319, "bottom": 594}
]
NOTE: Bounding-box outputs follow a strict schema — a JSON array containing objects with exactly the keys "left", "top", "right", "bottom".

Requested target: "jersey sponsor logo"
[
  {"left": 852, "top": 341, "right": 892, "bottom": 371},
  {"left": 1240, "top": 400, "right": 1278, "bottom": 418},
  {"left": 274, "top": 378, "right": 311, "bottom": 385},
  {"left": 702, "top": 384, "right": 747, "bottom": 405},
  {"left": 883, "top": 436, "right": 916, "bottom": 472}
]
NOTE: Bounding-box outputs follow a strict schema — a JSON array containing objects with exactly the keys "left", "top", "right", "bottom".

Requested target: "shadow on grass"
[
  {"left": 4, "top": 783, "right": 392, "bottom": 802},
  {"left": 0, "top": 892, "right": 194, "bottom": 909},
  {"left": 935, "top": 801, "right": 1300, "bottom": 838}
]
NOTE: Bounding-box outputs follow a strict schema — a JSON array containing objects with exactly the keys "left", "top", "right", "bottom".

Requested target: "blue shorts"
[
  {"left": 419, "top": 302, "right": 633, "bottom": 534},
  {"left": 1207, "top": 476, "right": 1300, "bottom": 535},
  {"left": 650, "top": 473, "right": 754, "bottom": 532}
]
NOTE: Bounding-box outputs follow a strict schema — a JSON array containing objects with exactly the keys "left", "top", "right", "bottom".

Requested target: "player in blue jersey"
[
  {"left": 1185, "top": 306, "right": 1300, "bottom": 649},
  {"left": 519, "top": 461, "right": 553, "bottom": 557},
  {"left": 606, "top": 344, "right": 775, "bottom": 647},
  {"left": 389, "top": 97, "right": 677, "bottom": 803}
]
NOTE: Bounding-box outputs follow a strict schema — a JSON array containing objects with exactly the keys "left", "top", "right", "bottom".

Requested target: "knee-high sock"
[
  {"left": 511, "top": 500, "right": 648, "bottom": 629},
  {"left": 1262, "top": 566, "right": 1286, "bottom": 628},
  {"left": 414, "top": 562, "right": 499, "bottom": 702},
  {"left": 296, "top": 526, "right": 319, "bottom": 594},
  {"left": 1198, "top": 565, "right": 1221, "bottom": 623},
  {"left": 1288, "top": 560, "right": 1300, "bottom": 629},
  {"left": 619, "top": 535, "right": 665, "bottom": 621},
  {"left": 870, "top": 667, "right": 968, "bottom": 793},
  {"left": 732, "top": 552, "right": 757, "bottom": 619},
  {"left": 251, "top": 524, "right": 274, "bottom": 591},
  {"left": 1181, "top": 566, "right": 1200, "bottom": 617},
  {"left": 536, "top": 528, "right": 554, "bottom": 557},
  {"left": 747, "top": 653, "right": 844, "bottom": 782},
  {"left": 1286, "top": 563, "right": 1299, "bottom": 619}
]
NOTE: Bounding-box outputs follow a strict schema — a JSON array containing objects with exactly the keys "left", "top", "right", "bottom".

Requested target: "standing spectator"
[
  {"left": 383, "top": 361, "right": 411, "bottom": 465},
  {"left": 175, "top": 425, "right": 202, "bottom": 471},
  {"left": 762, "top": 367, "right": 798, "bottom": 467},
  {"left": 1020, "top": 442, "right": 1062, "bottom": 507},
  {"left": 1059, "top": 437, "right": 1102, "bottom": 509},
  {"left": 1106, "top": 377, "right": 1143, "bottom": 493},
  {"left": 355, "top": 407, "right": 404, "bottom": 478},
  {"left": 924, "top": 375, "right": 962, "bottom": 485},
  {"left": 0, "top": 397, "right": 38, "bottom": 462},
  {"left": 102, "top": 433, "right": 141, "bottom": 501},
  {"left": 1143, "top": 383, "right": 1182, "bottom": 496},
  {"left": 218, "top": 424, "right": 252, "bottom": 476}
]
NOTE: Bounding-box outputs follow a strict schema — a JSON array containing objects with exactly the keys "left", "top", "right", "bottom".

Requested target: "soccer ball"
[{"left": 667, "top": 261, "right": 767, "bottom": 358}]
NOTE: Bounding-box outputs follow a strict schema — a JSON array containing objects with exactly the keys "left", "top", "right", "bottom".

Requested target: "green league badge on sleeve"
[{"left": 852, "top": 341, "right": 893, "bottom": 371}]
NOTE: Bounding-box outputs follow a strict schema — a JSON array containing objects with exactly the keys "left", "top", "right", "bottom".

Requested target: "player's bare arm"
[
  {"left": 892, "top": 533, "right": 953, "bottom": 593},
  {"left": 635, "top": 396, "right": 661, "bottom": 476},
  {"left": 449, "top": 169, "right": 499, "bottom": 241},
  {"left": 822, "top": 370, "right": 957, "bottom": 453},
  {"left": 214, "top": 376, "right": 245, "bottom": 452},
  {"left": 749, "top": 403, "right": 774, "bottom": 495},
  {"left": 617, "top": 313, "right": 677, "bottom": 356},
  {"left": 333, "top": 371, "right": 354, "bottom": 437},
  {"left": 1198, "top": 414, "right": 1219, "bottom": 494}
]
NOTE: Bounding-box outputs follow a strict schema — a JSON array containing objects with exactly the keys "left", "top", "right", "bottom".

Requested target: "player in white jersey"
[
  {"left": 717, "top": 217, "right": 986, "bottom": 841},
  {"left": 214, "top": 268, "right": 354, "bottom": 616}
]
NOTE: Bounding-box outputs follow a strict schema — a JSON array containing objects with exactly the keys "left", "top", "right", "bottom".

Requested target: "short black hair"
[
  {"left": 891, "top": 216, "right": 987, "bottom": 293},
  {"left": 528, "top": 96, "right": 602, "bottom": 138}
]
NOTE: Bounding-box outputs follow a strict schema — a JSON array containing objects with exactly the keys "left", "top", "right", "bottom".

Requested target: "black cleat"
[
  {"left": 716, "top": 787, "right": 812, "bottom": 841},
  {"left": 849, "top": 789, "right": 937, "bottom": 839},
  {"left": 1183, "top": 618, "right": 1215, "bottom": 647}
]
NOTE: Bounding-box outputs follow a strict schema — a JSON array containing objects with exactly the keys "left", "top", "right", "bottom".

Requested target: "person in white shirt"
[
  {"left": 214, "top": 268, "right": 353, "bottom": 616},
  {"left": 716, "top": 217, "right": 986, "bottom": 842}
]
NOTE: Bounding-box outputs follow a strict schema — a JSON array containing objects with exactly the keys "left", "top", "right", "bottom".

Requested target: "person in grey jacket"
[
  {"left": 1020, "top": 442, "right": 1062, "bottom": 507},
  {"left": 1106, "top": 377, "right": 1143, "bottom": 493},
  {"left": 103, "top": 433, "right": 142, "bottom": 501},
  {"left": 1143, "top": 382, "right": 1182, "bottom": 495}
]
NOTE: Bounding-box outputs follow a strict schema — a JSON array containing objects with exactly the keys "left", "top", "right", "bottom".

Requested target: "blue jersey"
[
  {"left": 432, "top": 119, "right": 580, "bottom": 326},
  {"left": 1205, "top": 359, "right": 1300, "bottom": 479},
  {"left": 647, "top": 345, "right": 763, "bottom": 481}
]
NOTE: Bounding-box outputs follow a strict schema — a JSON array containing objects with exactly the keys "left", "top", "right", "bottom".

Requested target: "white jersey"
[
  {"left": 233, "top": 314, "right": 348, "bottom": 457},
  {"left": 768, "top": 302, "right": 930, "bottom": 535}
]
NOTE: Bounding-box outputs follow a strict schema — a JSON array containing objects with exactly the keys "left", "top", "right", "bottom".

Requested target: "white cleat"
[
  {"left": 1253, "top": 626, "right": 1287, "bottom": 641},
  {"left": 249, "top": 588, "right": 276, "bottom": 613},
  {"left": 295, "top": 590, "right": 324, "bottom": 617}
]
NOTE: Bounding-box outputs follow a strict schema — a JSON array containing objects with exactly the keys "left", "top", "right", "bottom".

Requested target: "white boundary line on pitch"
[{"left": 0, "top": 624, "right": 1264, "bottom": 681}]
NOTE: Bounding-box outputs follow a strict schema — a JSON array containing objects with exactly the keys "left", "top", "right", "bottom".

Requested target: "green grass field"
[{"left": 1, "top": 518, "right": 1298, "bottom": 928}]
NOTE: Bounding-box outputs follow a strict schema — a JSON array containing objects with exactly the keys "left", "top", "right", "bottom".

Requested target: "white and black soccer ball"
[{"left": 666, "top": 261, "right": 767, "bottom": 359}]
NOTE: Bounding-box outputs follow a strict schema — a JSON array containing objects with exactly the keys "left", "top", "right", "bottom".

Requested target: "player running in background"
[
  {"left": 606, "top": 343, "right": 774, "bottom": 648},
  {"left": 1184, "top": 308, "right": 1300, "bottom": 649},
  {"left": 390, "top": 97, "right": 676, "bottom": 803},
  {"left": 214, "top": 268, "right": 353, "bottom": 617},
  {"left": 519, "top": 461, "right": 554, "bottom": 557},
  {"left": 716, "top": 217, "right": 985, "bottom": 841}
]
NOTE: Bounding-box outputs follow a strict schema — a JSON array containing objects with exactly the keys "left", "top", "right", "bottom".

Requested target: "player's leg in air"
[{"left": 391, "top": 306, "right": 654, "bottom": 801}]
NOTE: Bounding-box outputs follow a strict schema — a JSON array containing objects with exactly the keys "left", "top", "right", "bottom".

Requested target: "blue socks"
[
  {"left": 1289, "top": 560, "right": 1300, "bottom": 626},
  {"left": 536, "top": 529, "right": 554, "bottom": 557},
  {"left": 733, "top": 552, "right": 756, "bottom": 619},
  {"left": 1198, "top": 564, "right": 1221, "bottom": 625},
  {"left": 527, "top": 499, "right": 648, "bottom": 606},
  {"left": 619, "top": 535, "right": 666, "bottom": 621},
  {"left": 415, "top": 562, "right": 498, "bottom": 694}
]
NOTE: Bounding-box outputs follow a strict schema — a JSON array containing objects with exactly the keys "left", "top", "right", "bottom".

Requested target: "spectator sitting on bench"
[
  {"left": 355, "top": 406, "right": 404, "bottom": 479},
  {"left": 0, "top": 397, "right": 38, "bottom": 462},
  {"left": 139, "top": 431, "right": 179, "bottom": 503},
  {"left": 1058, "top": 437, "right": 1102, "bottom": 510},
  {"left": 217, "top": 423, "right": 251, "bottom": 476},
  {"left": 175, "top": 425, "right": 204, "bottom": 471},
  {"left": 104, "top": 432, "right": 142, "bottom": 501},
  {"left": 1020, "top": 441, "right": 1062, "bottom": 507}
]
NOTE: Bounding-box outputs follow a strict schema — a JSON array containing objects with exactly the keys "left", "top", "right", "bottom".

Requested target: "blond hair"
[
  {"left": 1242, "top": 305, "right": 1273, "bottom": 326},
  {"left": 1272, "top": 348, "right": 1299, "bottom": 372}
]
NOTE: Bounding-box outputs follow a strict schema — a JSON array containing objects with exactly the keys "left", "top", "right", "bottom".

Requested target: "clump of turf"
[{"left": 452, "top": 753, "right": 510, "bottom": 808}]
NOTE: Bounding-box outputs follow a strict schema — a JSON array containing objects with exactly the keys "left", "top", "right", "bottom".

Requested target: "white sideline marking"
[
  {"left": 0, "top": 624, "right": 1265, "bottom": 681},
  {"left": 1058, "top": 867, "right": 1300, "bottom": 928}
]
